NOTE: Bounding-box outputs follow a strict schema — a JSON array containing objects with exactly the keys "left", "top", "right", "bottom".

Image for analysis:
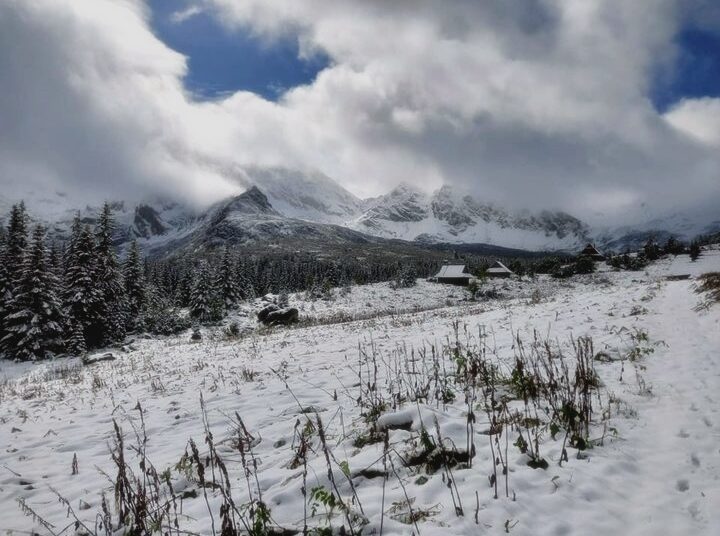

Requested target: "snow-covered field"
[{"left": 1, "top": 250, "right": 719, "bottom": 535}]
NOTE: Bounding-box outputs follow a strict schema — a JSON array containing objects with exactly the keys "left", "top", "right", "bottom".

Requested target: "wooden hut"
[
  {"left": 486, "top": 260, "right": 514, "bottom": 279},
  {"left": 579, "top": 243, "right": 605, "bottom": 260},
  {"left": 430, "top": 264, "right": 474, "bottom": 286}
]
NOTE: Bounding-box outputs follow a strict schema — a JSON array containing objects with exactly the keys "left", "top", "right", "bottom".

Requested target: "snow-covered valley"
[{"left": 1, "top": 249, "right": 719, "bottom": 535}]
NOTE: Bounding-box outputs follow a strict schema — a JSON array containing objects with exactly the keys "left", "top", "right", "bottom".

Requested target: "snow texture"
[{"left": 1, "top": 248, "right": 719, "bottom": 534}]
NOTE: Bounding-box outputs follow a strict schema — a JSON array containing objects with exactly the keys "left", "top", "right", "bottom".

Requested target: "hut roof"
[
  {"left": 486, "top": 260, "right": 513, "bottom": 274},
  {"left": 433, "top": 264, "right": 470, "bottom": 278},
  {"left": 580, "top": 243, "right": 603, "bottom": 256}
]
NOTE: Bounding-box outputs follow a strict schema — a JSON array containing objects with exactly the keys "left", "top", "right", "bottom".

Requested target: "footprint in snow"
[
  {"left": 678, "top": 429, "right": 690, "bottom": 438},
  {"left": 676, "top": 479, "right": 690, "bottom": 492}
]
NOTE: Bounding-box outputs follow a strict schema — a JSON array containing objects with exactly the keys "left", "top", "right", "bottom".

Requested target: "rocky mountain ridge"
[{"left": 2, "top": 166, "right": 717, "bottom": 255}]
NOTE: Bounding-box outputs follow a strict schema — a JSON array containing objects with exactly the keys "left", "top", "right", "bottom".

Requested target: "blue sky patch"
[
  {"left": 148, "top": 0, "right": 330, "bottom": 101},
  {"left": 652, "top": 25, "right": 720, "bottom": 112}
]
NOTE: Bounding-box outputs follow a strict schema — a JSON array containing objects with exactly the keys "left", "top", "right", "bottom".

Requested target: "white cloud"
[
  {"left": 0, "top": 0, "right": 718, "bottom": 225},
  {"left": 0, "top": 0, "right": 238, "bottom": 207},
  {"left": 170, "top": 5, "right": 203, "bottom": 25},
  {"left": 664, "top": 97, "right": 720, "bottom": 146}
]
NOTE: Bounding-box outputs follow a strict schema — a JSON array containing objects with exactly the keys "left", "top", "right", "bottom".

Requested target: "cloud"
[
  {"left": 0, "top": 0, "right": 718, "bottom": 225},
  {"left": 170, "top": 5, "right": 203, "bottom": 24},
  {"left": 200, "top": 0, "right": 720, "bottom": 222},
  {"left": 664, "top": 97, "right": 720, "bottom": 145},
  {"left": 0, "top": 0, "right": 238, "bottom": 207}
]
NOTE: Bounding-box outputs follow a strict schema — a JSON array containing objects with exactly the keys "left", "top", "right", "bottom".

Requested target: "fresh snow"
[{"left": 1, "top": 250, "right": 719, "bottom": 534}]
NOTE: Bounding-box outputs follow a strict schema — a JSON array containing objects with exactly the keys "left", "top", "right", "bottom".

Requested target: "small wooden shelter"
[
  {"left": 486, "top": 260, "right": 514, "bottom": 279},
  {"left": 579, "top": 243, "right": 605, "bottom": 260},
  {"left": 430, "top": 264, "right": 474, "bottom": 286}
]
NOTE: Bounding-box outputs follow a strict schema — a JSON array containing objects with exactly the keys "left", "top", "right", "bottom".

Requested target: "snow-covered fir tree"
[
  {"left": 0, "top": 232, "right": 10, "bottom": 342},
  {"left": 123, "top": 240, "right": 145, "bottom": 323},
  {"left": 63, "top": 217, "right": 104, "bottom": 348},
  {"left": 216, "top": 247, "right": 242, "bottom": 310},
  {"left": 0, "top": 203, "right": 29, "bottom": 354},
  {"left": 5, "top": 202, "right": 28, "bottom": 273},
  {"left": 189, "top": 261, "right": 216, "bottom": 322},
  {"left": 95, "top": 203, "right": 128, "bottom": 344},
  {"left": 235, "top": 260, "right": 255, "bottom": 301},
  {"left": 65, "top": 318, "right": 87, "bottom": 356},
  {"left": 1, "top": 226, "right": 64, "bottom": 361}
]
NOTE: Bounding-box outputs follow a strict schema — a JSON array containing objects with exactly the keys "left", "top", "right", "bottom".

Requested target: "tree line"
[
  {"left": 0, "top": 202, "right": 445, "bottom": 361},
  {"left": 0, "top": 202, "right": 146, "bottom": 360}
]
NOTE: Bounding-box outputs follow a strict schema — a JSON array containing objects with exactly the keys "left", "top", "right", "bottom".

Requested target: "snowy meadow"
[{"left": 1, "top": 249, "right": 719, "bottom": 535}]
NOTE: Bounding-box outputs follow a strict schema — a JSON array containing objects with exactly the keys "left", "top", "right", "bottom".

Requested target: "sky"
[{"left": 1, "top": 0, "right": 719, "bottom": 225}]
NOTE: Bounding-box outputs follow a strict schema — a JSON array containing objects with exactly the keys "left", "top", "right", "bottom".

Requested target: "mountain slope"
[
  {"left": 229, "top": 166, "right": 366, "bottom": 225},
  {"left": 352, "top": 183, "right": 590, "bottom": 251},
  {"left": 2, "top": 166, "right": 717, "bottom": 255}
]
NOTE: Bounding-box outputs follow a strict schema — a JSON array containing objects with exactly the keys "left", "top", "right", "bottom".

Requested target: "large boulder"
[
  {"left": 258, "top": 306, "right": 299, "bottom": 326},
  {"left": 257, "top": 303, "right": 280, "bottom": 323}
]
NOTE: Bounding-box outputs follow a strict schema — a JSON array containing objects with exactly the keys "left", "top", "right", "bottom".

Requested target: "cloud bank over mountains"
[{"left": 0, "top": 0, "right": 719, "bottom": 224}]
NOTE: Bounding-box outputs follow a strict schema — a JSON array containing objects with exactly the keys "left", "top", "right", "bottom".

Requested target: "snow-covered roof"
[
  {"left": 433, "top": 264, "right": 470, "bottom": 278},
  {"left": 580, "top": 243, "right": 603, "bottom": 255},
  {"left": 486, "top": 260, "right": 513, "bottom": 274}
]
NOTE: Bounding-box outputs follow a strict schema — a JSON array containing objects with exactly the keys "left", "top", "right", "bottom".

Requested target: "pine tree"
[
  {"left": 216, "top": 247, "right": 241, "bottom": 310},
  {"left": 123, "top": 240, "right": 145, "bottom": 324},
  {"left": 189, "top": 261, "right": 215, "bottom": 322},
  {"left": 48, "top": 242, "right": 63, "bottom": 278},
  {"left": 690, "top": 241, "right": 701, "bottom": 262},
  {"left": 0, "top": 232, "right": 10, "bottom": 343},
  {"left": 95, "top": 203, "right": 128, "bottom": 344},
  {"left": 1, "top": 203, "right": 29, "bottom": 355},
  {"left": 235, "top": 260, "right": 255, "bottom": 301},
  {"left": 66, "top": 318, "right": 87, "bottom": 356},
  {"left": 5, "top": 202, "right": 28, "bottom": 272},
  {"left": 643, "top": 237, "right": 661, "bottom": 261},
  {"left": 1, "top": 226, "right": 64, "bottom": 361},
  {"left": 63, "top": 217, "right": 104, "bottom": 349}
]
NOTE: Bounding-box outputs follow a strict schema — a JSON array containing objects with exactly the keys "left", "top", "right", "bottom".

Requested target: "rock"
[
  {"left": 665, "top": 274, "right": 691, "bottom": 281},
  {"left": 377, "top": 409, "right": 414, "bottom": 431},
  {"left": 257, "top": 304, "right": 299, "bottom": 326},
  {"left": 257, "top": 303, "right": 280, "bottom": 323},
  {"left": 190, "top": 329, "right": 202, "bottom": 342},
  {"left": 82, "top": 353, "right": 116, "bottom": 365},
  {"left": 264, "top": 307, "right": 299, "bottom": 326}
]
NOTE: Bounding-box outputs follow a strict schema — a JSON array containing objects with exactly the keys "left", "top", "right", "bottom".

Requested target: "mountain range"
[{"left": 2, "top": 167, "right": 719, "bottom": 257}]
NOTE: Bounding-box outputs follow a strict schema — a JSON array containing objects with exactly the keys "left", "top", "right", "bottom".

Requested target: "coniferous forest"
[
  {"left": 0, "top": 202, "right": 450, "bottom": 360},
  {"left": 0, "top": 202, "right": 587, "bottom": 362}
]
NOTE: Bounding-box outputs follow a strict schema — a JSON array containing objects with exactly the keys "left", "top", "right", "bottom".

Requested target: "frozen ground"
[{"left": 1, "top": 249, "right": 719, "bottom": 535}]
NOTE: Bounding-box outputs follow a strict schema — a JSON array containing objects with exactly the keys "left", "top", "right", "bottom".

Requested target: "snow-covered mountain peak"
[{"left": 238, "top": 166, "right": 365, "bottom": 225}]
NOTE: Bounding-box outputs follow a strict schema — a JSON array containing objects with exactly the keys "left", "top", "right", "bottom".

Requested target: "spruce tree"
[
  {"left": 5, "top": 202, "right": 28, "bottom": 272},
  {"left": 189, "top": 261, "right": 215, "bottom": 322},
  {"left": 63, "top": 218, "right": 104, "bottom": 348},
  {"left": 0, "top": 232, "right": 10, "bottom": 344},
  {"left": 66, "top": 318, "right": 87, "bottom": 356},
  {"left": 95, "top": 203, "right": 128, "bottom": 344},
  {"left": 1, "top": 226, "right": 64, "bottom": 361},
  {"left": 235, "top": 260, "right": 255, "bottom": 301},
  {"left": 1, "top": 203, "right": 29, "bottom": 355},
  {"left": 123, "top": 240, "right": 145, "bottom": 323},
  {"left": 690, "top": 241, "right": 701, "bottom": 262},
  {"left": 216, "top": 247, "right": 241, "bottom": 310}
]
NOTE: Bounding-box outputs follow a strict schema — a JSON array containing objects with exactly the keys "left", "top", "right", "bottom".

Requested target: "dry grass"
[{"left": 695, "top": 272, "right": 720, "bottom": 309}]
